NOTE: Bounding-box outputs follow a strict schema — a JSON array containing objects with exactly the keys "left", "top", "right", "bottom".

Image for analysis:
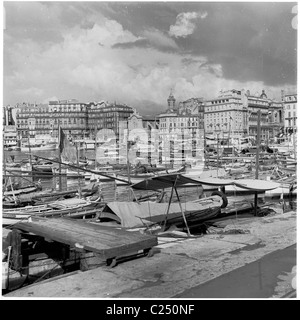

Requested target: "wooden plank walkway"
[{"left": 12, "top": 217, "right": 158, "bottom": 262}]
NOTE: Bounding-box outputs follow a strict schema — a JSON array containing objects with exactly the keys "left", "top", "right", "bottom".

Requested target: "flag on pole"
[{"left": 58, "top": 126, "right": 77, "bottom": 163}]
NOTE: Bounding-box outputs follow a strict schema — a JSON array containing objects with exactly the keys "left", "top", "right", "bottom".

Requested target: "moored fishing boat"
[
  {"left": 115, "top": 165, "right": 186, "bottom": 185},
  {"left": 66, "top": 169, "right": 85, "bottom": 179},
  {"left": 3, "top": 184, "right": 42, "bottom": 198},
  {"left": 97, "top": 174, "right": 227, "bottom": 234},
  {"left": 2, "top": 197, "right": 103, "bottom": 226}
]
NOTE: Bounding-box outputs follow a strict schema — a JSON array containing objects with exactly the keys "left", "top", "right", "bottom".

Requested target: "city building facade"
[
  {"left": 3, "top": 125, "right": 18, "bottom": 148},
  {"left": 158, "top": 93, "right": 205, "bottom": 135},
  {"left": 157, "top": 92, "right": 205, "bottom": 165},
  {"left": 48, "top": 99, "right": 88, "bottom": 141},
  {"left": 205, "top": 89, "right": 248, "bottom": 140},
  {"left": 87, "top": 101, "right": 134, "bottom": 139},
  {"left": 3, "top": 105, "right": 18, "bottom": 148},
  {"left": 14, "top": 100, "right": 134, "bottom": 143},
  {"left": 204, "top": 89, "right": 284, "bottom": 143},
  {"left": 283, "top": 93, "right": 297, "bottom": 132}
]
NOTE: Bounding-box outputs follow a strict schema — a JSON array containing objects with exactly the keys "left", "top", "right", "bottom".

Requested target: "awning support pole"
[
  {"left": 163, "top": 185, "right": 175, "bottom": 231},
  {"left": 174, "top": 187, "right": 191, "bottom": 237}
]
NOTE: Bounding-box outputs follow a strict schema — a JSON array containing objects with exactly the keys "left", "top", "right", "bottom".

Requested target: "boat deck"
[{"left": 12, "top": 217, "right": 158, "bottom": 263}]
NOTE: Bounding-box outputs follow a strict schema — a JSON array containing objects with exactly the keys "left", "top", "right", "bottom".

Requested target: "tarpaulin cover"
[{"left": 102, "top": 198, "right": 222, "bottom": 228}]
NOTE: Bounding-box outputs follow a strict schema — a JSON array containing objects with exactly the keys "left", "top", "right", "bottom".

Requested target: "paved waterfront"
[
  {"left": 3, "top": 210, "right": 297, "bottom": 299},
  {"left": 175, "top": 244, "right": 296, "bottom": 298}
]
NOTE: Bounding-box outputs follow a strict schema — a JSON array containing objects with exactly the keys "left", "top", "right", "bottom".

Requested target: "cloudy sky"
[{"left": 3, "top": 1, "right": 297, "bottom": 115}]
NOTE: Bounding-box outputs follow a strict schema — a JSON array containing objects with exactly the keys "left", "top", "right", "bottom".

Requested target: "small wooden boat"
[
  {"left": 2, "top": 198, "right": 104, "bottom": 226},
  {"left": 3, "top": 185, "right": 42, "bottom": 197},
  {"left": 66, "top": 169, "right": 85, "bottom": 179},
  {"left": 98, "top": 174, "right": 226, "bottom": 233},
  {"left": 115, "top": 165, "right": 186, "bottom": 185},
  {"left": 32, "top": 164, "right": 54, "bottom": 177}
]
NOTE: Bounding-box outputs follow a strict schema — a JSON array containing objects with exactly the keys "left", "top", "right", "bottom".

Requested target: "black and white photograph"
[{"left": 1, "top": 1, "right": 297, "bottom": 302}]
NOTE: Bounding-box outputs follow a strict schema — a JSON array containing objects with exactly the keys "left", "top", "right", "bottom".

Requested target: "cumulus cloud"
[
  {"left": 113, "top": 29, "right": 178, "bottom": 51},
  {"left": 143, "top": 29, "right": 178, "bottom": 50},
  {"left": 169, "top": 11, "right": 208, "bottom": 38},
  {"left": 3, "top": 2, "right": 295, "bottom": 113}
]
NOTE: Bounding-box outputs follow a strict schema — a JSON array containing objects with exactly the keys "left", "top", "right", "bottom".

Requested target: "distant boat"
[
  {"left": 38, "top": 142, "right": 58, "bottom": 151},
  {"left": 115, "top": 165, "right": 186, "bottom": 185},
  {"left": 32, "top": 164, "right": 54, "bottom": 177},
  {"left": 66, "top": 169, "right": 85, "bottom": 179},
  {"left": 3, "top": 184, "right": 42, "bottom": 198},
  {"left": 11, "top": 146, "right": 21, "bottom": 151},
  {"left": 20, "top": 141, "right": 58, "bottom": 151},
  {"left": 20, "top": 143, "right": 42, "bottom": 151}
]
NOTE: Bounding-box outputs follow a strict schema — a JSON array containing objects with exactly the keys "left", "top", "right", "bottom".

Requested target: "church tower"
[{"left": 167, "top": 89, "right": 176, "bottom": 110}]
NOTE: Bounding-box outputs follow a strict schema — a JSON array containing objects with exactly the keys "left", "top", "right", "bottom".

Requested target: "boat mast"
[
  {"left": 293, "top": 127, "right": 296, "bottom": 160},
  {"left": 58, "top": 125, "right": 62, "bottom": 191},
  {"left": 126, "top": 129, "right": 131, "bottom": 185},
  {"left": 76, "top": 142, "right": 82, "bottom": 198},
  {"left": 94, "top": 127, "right": 97, "bottom": 170},
  {"left": 254, "top": 109, "right": 261, "bottom": 216},
  {"left": 28, "top": 135, "right": 33, "bottom": 185},
  {"left": 3, "top": 144, "right": 7, "bottom": 197},
  {"left": 216, "top": 132, "right": 220, "bottom": 178}
]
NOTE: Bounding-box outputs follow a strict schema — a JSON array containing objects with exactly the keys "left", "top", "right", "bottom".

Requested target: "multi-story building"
[
  {"left": 3, "top": 125, "right": 18, "bottom": 147},
  {"left": 157, "top": 92, "right": 205, "bottom": 164},
  {"left": 205, "top": 89, "right": 284, "bottom": 143},
  {"left": 205, "top": 89, "right": 248, "bottom": 139},
  {"left": 16, "top": 103, "right": 43, "bottom": 143},
  {"left": 283, "top": 93, "right": 297, "bottom": 132},
  {"left": 158, "top": 92, "right": 205, "bottom": 135},
  {"left": 14, "top": 99, "right": 134, "bottom": 143},
  {"left": 48, "top": 99, "right": 88, "bottom": 140},
  {"left": 16, "top": 100, "right": 88, "bottom": 143},
  {"left": 3, "top": 105, "right": 16, "bottom": 126},
  {"left": 268, "top": 100, "right": 285, "bottom": 141},
  {"left": 3, "top": 105, "right": 18, "bottom": 148},
  {"left": 247, "top": 90, "right": 273, "bottom": 142},
  {"left": 87, "top": 101, "right": 134, "bottom": 139}
]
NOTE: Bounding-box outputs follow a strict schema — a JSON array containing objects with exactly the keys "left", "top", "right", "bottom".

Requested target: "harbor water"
[
  {"left": 3, "top": 150, "right": 296, "bottom": 208},
  {"left": 3, "top": 149, "right": 204, "bottom": 203}
]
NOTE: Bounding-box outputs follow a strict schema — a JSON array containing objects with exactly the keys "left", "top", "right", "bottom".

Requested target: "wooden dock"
[{"left": 11, "top": 216, "right": 158, "bottom": 267}]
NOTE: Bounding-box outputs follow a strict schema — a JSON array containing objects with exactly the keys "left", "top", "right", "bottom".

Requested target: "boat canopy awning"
[
  {"left": 192, "top": 177, "right": 281, "bottom": 191},
  {"left": 233, "top": 179, "right": 281, "bottom": 191},
  {"left": 131, "top": 174, "right": 281, "bottom": 192},
  {"left": 131, "top": 173, "right": 203, "bottom": 190}
]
